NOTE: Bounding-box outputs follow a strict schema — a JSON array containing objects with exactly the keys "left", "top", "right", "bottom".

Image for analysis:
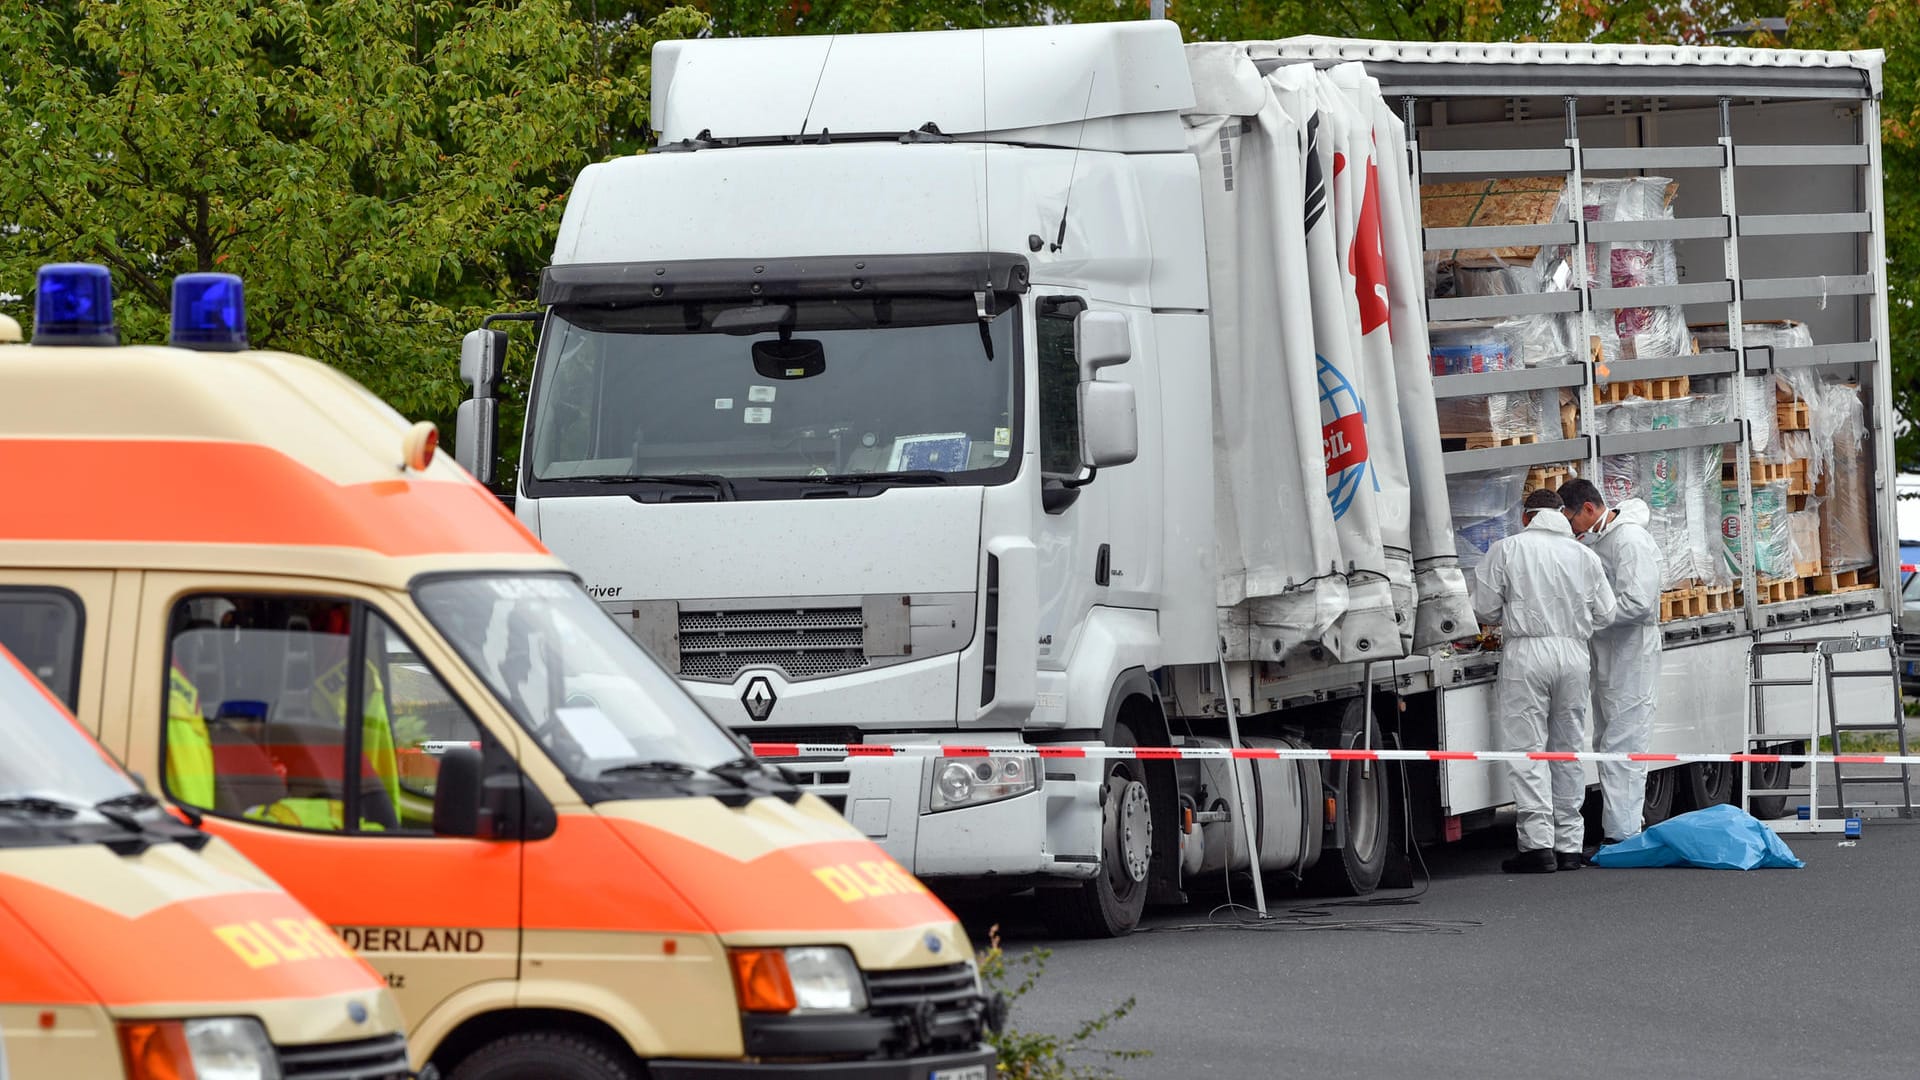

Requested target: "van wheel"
[
  {"left": 1038, "top": 728, "right": 1151, "bottom": 939},
  {"left": 450, "top": 1032, "right": 642, "bottom": 1080}
]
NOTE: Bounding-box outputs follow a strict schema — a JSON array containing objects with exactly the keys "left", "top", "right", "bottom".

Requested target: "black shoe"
[
  {"left": 1501, "top": 849, "right": 1557, "bottom": 874},
  {"left": 1556, "top": 852, "right": 1584, "bottom": 871},
  {"left": 1583, "top": 835, "right": 1625, "bottom": 854}
]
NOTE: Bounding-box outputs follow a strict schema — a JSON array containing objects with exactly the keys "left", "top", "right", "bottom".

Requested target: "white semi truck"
[{"left": 456, "top": 25, "right": 1898, "bottom": 936}]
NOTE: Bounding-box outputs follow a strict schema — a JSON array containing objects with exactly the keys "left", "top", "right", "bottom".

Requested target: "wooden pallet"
[
  {"left": 1751, "top": 576, "right": 1805, "bottom": 605},
  {"left": 1793, "top": 557, "right": 1822, "bottom": 579},
  {"left": 1660, "top": 586, "right": 1708, "bottom": 621},
  {"left": 1593, "top": 376, "right": 1691, "bottom": 405},
  {"left": 1701, "top": 585, "right": 1736, "bottom": 613},
  {"left": 1524, "top": 465, "right": 1571, "bottom": 494},
  {"left": 1443, "top": 431, "right": 1540, "bottom": 452},
  {"left": 1804, "top": 568, "right": 1877, "bottom": 595},
  {"left": 1787, "top": 458, "right": 1810, "bottom": 495},
  {"left": 1776, "top": 399, "right": 1810, "bottom": 431},
  {"left": 1727, "top": 458, "right": 1791, "bottom": 484}
]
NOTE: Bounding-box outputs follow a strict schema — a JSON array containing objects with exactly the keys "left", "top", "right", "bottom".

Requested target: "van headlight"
[
  {"left": 119, "top": 1017, "right": 281, "bottom": 1080},
  {"left": 730, "top": 946, "right": 868, "bottom": 1014},
  {"left": 930, "top": 753, "right": 1038, "bottom": 812}
]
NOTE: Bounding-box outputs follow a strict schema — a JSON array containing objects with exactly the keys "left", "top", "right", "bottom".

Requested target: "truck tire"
[
  {"left": 1741, "top": 758, "right": 1793, "bottom": 820},
  {"left": 450, "top": 1032, "right": 642, "bottom": 1080},
  {"left": 1642, "top": 764, "right": 1677, "bottom": 827},
  {"left": 1037, "top": 726, "right": 1152, "bottom": 939},
  {"left": 1677, "top": 760, "right": 1735, "bottom": 811},
  {"left": 1304, "top": 709, "right": 1388, "bottom": 896}
]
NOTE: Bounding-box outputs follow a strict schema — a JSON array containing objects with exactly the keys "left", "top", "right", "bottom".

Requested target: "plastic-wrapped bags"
[
  {"left": 1449, "top": 469, "right": 1527, "bottom": 571},
  {"left": 1541, "top": 178, "right": 1689, "bottom": 363},
  {"left": 1725, "top": 480, "right": 1794, "bottom": 580},
  {"left": 1689, "top": 393, "right": 1734, "bottom": 587},
  {"left": 1589, "top": 803, "right": 1804, "bottom": 870}
]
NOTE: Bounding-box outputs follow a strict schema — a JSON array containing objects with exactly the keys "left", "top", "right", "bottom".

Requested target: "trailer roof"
[{"left": 1261, "top": 36, "right": 1883, "bottom": 99}]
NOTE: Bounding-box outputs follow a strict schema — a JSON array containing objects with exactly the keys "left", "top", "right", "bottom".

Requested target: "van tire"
[
  {"left": 1037, "top": 725, "right": 1152, "bottom": 939},
  {"left": 450, "top": 1032, "right": 642, "bottom": 1080}
]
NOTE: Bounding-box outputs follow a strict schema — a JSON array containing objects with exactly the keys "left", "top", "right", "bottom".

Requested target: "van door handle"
[{"left": 1094, "top": 544, "right": 1111, "bottom": 587}]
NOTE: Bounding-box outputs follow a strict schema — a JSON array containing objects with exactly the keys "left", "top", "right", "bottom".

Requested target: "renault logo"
[{"left": 742, "top": 676, "right": 777, "bottom": 722}]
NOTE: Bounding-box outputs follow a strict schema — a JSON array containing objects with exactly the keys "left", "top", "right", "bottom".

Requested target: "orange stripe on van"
[
  {"left": 0, "top": 900, "right": 95, "bottom": 1005},
  {"left": 0, "top": 439, "right": 541, "bottom": 557},
  {"left": 0, "top": 874, "right": 381, "bottom": 1005}
]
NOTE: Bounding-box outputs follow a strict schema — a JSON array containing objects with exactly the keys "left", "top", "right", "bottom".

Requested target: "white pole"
[
  {"left": 1217, "top": 654, "right": 1269, "bottom": 917},
  {"left": 1150, "top": 0, "right": 1165, "bottom": 19}
]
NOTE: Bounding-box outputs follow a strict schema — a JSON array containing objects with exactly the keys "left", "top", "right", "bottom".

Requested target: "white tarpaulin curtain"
[{"left": 1186, "top": 45, "right": 1474, "bottom": 662}]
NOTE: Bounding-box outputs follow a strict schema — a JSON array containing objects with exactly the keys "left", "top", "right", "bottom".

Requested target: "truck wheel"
[
  {"left": 1678, "top": 761, "right": 1735, "bottom": 811},
  {"left": 450, "top": 1032, "right": 642, "bottom": 1080},
  {"left": 1305, "top": 713, "right": 1388, "bottom": 896},
  {"left": 1742, "top": 758, "right": 1793, "bottom": 820},
  {"left": 1642, "top": 765, "right": 1677, "bottom": 828},
  {"left": 1038, "top": 730, "right": 1151, "bottom": 939}
]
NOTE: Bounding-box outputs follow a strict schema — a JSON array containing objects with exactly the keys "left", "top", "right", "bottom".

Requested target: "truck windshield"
[
  {"left": 0, "top": 649, "right": 137, "bottom": 806},
  {"left": 413, "top": 574, "right": 744, "bottom": 784},
  {"left": 525, "top": 297, "right": 1019, "bottom": 493}
]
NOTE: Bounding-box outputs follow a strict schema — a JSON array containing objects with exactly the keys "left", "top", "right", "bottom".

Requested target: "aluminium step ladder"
[{"left": 1742, "top": 634, "right": 1914, "bottom": 834}]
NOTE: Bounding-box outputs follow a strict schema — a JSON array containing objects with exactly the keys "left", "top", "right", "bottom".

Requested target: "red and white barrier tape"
[{"left": 750, "top": 743, "right": 1920, "bottom": 767}]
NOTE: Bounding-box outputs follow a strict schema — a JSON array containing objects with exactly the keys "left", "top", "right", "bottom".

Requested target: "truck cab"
[
  {"left": 0, "top": 641, "right": 412, "bottom": 1080},
  {"left": 0, "top": 265, "right": 999, "bottom": 1080}
]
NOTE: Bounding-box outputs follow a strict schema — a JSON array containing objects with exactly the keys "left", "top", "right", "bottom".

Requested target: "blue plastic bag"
[{"left": 1589, "top": 803, "right": 1805, "bottom": 870}]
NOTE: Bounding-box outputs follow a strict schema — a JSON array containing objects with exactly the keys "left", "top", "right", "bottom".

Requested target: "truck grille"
[
  {"left": 679, "top": 607, "right": 868, "bottom": 681},
  {"left": 278, "top": 1033, "right": 410, "bottom": 1079}
]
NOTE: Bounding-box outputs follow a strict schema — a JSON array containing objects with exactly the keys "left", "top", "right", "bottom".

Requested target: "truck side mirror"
[
  {"left": 1078, "top": 380, "right": 1138, "bottom": 469},
  {"left": 455, "top": 329, "right": 505, "bottom": 486},
  {"left": 1073, "top": 311, "right": 1137, "bottom": 470},
  {"left": 1073, "top": 310, "right": 1131, "bottom": 378},
  {"left": 432, "top": 746, "right": 484, "bottom": 838}
]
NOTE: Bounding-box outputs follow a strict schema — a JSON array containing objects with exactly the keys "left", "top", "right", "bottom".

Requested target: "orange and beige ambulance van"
[
  {"left": 0, "top": 264, "right": 1000, "bottom": 1080},
  {"left": 0, "top": 639, "right": 412, "bottom": 1079}
]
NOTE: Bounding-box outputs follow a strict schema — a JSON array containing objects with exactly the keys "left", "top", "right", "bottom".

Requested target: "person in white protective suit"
[
  {"left": 1561, "top": 478, "right": 1663, "bottom": 847},
  {"left": 1471, "top": 487, "right": 1618, "bottom": 873}
]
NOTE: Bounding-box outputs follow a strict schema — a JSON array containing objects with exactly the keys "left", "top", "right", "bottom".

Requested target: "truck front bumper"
[{"left": 649, "top": 1045, "right": 996, "bottom": 1080}]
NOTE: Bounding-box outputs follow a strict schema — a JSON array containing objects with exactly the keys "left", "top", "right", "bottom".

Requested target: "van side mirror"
[
  {"left": 432, "top": 746, "right": 484, "bottom": 838},
  {"left": 1073, "top": 311, "right": 1137, "bottom": 470},
  {"left": 455, "top": 329, "right": 505, "bottom": 486}
]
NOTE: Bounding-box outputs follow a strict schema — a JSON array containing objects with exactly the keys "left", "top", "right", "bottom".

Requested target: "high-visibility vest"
[
  {"left": 166, "top": 664, "right": 216, "bottom": 808},
  {"left": 244, "top": 798, "right": 387, "bottom": 832},
  {"left": 312, "top": 659, "right": 402, "bottom": 816}
]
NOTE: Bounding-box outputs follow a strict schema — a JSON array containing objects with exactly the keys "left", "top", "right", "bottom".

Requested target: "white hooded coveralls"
[
  {"left": 1586, "top": 498, "right": 1663, "bottom": 840},
  {"left": 1471, "top": 510, "right": 1618, "bottom": 853}
]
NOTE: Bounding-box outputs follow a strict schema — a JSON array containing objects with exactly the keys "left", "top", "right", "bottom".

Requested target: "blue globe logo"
[{"left": 1317, "top": 356, "right": 1373, "bottom": 520}]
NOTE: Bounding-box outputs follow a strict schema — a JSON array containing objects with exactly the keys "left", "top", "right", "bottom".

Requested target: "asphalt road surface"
[{"left": 966, "top": 814, "right": 1920, "bottom": 1080}]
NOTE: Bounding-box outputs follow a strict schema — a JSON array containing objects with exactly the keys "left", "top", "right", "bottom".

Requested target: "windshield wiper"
[
  {"left": 710, "top": 755, "right": 803, "bottom": 803},
  {"left": 594, "top": 760, "right": 701, "bottom": 780},
  {"left": 96, "top": 791, "right": 161, "bottom": 813},
  {"left": 0, "top": 796, "right": 81, "bottom": 818},
  {"left": 570, "top": 474, "right": 737, "bottom": 500},
  {"left": 761, "top": 470, "right": 952, "bottom": 487}
]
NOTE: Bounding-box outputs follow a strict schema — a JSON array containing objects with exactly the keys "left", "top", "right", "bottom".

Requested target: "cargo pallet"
[
  {"left": 1776, "top": 399, "right": 1810, "bottom": 431},
  {"left": 1593, "top": 375, "right": 1691, "bottom": 405},
  {"left": 1740, "top": 576, "right": 1806, "bottom": 606},
  {"left": 1731, "top": 459, "right": 1792, "bottom": 485},
  {"left": 1806, "top": 567, "right": 1877, "bottom": 595},
  {"left": 1442, "top": 431, "right": 1539, "bottom": 452},
  {"left": 1659, "top": 582, "right": 1736, "bottom": 622},
  {"left": 1787, "top": 458, "right": 1810, "bottom": 495},
  {"left": 1523, "top": 465, "right": 1571, "bottom": 494}
]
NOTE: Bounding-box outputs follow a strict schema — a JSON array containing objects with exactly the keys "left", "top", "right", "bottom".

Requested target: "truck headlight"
[
  {"left": 930, "top": 753, "right": 1038, "bottom": 812},
  {"left": 119, "top": 1017, "right": 281, "bottom": 1080},
  {"left": 730, "top": 946, "right": 868, "bottom": 1014}
]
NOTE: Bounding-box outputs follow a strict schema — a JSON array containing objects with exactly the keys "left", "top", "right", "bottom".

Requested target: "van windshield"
[
  {"left": 0, "top": 649, "right": 137, "bottom": 807},
  {"left": 413, "top": 574, "right": 744, "bottom": 786}
]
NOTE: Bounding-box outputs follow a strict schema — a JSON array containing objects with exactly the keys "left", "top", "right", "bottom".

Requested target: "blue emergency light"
[
  {"left": 33, "top": 263, "right": 118, "bottom": 346},
  {"left": 170, "top": 272, "right": 248, "bottom": 351}
]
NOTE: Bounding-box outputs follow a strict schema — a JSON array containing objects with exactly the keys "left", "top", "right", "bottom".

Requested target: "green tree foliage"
[{"left": 0, "top": 0, "right": 706, "bottom": 445}]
